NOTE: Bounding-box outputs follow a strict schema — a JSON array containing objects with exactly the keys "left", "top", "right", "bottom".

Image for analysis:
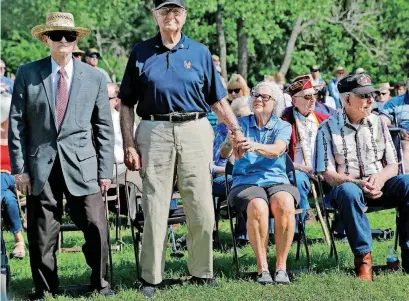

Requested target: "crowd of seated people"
[
  {"left": 215, "top": 72, "right": 409, "bottom": 283},
  {"left": 3, "top": 52, "right": 409, "bottom": 288}
]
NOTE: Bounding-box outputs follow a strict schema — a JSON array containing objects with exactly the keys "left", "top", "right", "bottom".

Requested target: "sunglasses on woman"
[
  {"left": 47, "top": 31, "right": 77, "bottom": 42},
  {"left": 228, "top": 88, "right": 241, "bottom": 94}
]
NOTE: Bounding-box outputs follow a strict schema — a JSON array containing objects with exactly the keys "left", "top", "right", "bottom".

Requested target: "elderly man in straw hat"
[{"left": 8, "top": 12, "right": 115, "bottom": 298}]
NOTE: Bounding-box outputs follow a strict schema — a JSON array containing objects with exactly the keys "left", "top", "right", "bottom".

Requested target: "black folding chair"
[
  {"left": 124, "top": 170, "right": 186, "bottom": 278},
  {"left": 226, "top": 153, "right": 311, "bottom": 278},
  {"left": 316, "top": 127, "right": 404, "bottom": 266}
]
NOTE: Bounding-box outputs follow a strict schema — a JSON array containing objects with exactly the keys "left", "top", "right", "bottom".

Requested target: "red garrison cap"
[{"left": 286, "top": 75, "right": 313, "bottom": 96}]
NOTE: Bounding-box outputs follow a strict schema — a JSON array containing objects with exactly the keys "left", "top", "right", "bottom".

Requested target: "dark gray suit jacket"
[{"left": 8, "top": 56, "right": 114, "bottom": 196}]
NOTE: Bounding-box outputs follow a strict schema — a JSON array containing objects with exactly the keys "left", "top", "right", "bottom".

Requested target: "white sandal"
[{"left": 12, "top": 242, "right": 26, "bottom": 259}]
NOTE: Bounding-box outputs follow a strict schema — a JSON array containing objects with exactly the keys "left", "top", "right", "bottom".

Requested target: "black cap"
[
  {"left": 85, "top": 48, "right": 101, "bottom": 58},
  {"left": 155, "top": 0, "right": 185, "bottom": 9},
  {"left": 337, "top": 73, "right": 377, "bottom": 95}
]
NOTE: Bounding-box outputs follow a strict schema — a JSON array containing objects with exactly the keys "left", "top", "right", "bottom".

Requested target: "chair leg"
[
  {"left": 213, "top": 196, "right": 221, "bottom": 250},
  {"left": 394, "top": 214, "right": 399, "bottom": 251},
  {"left": 299, "top": 222, "right": 311, "bottom": 267},
  {"left": 229, "top": 212, "right": 240, "bottom": 278}
]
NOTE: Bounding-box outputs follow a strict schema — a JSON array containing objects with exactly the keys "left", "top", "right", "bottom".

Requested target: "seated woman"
[
  {"left": 0, "top": 89, "right": 25, "bottom": 258},
  {"left": 212, "top": 96, "right": 252, "bottom": 195},
  {"left": 221, "top": 81, "right": 299, "bottom": 284}
]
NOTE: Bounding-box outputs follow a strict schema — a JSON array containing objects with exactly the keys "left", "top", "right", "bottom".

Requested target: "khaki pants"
[{"left": 136, "top": 118, "right": 215, "bottom": 284}]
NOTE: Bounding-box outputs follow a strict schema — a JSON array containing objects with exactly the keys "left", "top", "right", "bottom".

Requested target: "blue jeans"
[
  {"left": 288, "top": 170, "right": 311, "bottom": 233},
  {"left": 327, "top": 175, "right": 409, "bottom": 255},
  {"left": 0, "top": 173, "right": 23, "bottom": 234}
]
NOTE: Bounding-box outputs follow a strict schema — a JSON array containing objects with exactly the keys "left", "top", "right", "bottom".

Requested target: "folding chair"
[
  {"left": 226, "top": 153, "right": 311, "bottom": 278},
  {"left": 124, "top": 169, "right": 185, "bottom": 277},
  {"left": 59, "top": 164, "right": 122, "bottom": 252},
  {"left": 316, "top": 127, "right": 404, "bottom": 266}
]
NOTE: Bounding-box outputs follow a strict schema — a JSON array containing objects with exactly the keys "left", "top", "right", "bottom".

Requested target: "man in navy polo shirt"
[{"left": 119, "top": 0, "right": 244, "bottom": 297}]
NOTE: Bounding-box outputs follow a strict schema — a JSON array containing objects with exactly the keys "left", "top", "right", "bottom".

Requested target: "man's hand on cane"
[
  {"left": 99, "top": 179, "right": 112, "bottom": 195},
  {"left": 14, "top": 173, "right": 32, "bottom": 196}
]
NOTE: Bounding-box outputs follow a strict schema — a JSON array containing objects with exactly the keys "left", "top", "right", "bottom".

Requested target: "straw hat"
[
  {"left": 73, "top": 45, "right": 85, "bottom": 55},
  {"left": 31, "top": 12, "right": 90, "bottom": 41}
]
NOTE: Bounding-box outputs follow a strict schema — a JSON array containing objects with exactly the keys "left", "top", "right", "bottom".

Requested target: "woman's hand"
[{"left": 238, "top": 138, "right": 257, "bottom": 153}]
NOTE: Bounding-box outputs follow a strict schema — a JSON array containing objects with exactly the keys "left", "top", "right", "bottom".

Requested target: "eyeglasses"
[
  {"left": 228, "top": 88, "right": 241, "bottom": 94},
  {"left": 157, "top": 7, "right": 185, "bottom": 16},
  {"left": 380, "top": 92, "right": 389, "bottom": 96},
  {"left": 355, "top": 93, "right": 375, "bottom": 99},
  {"left": 294, "top": 93, "right": 317, "bottom": 101},
  {"left": 73, "top": 53, "right": 82, "bottom": 58},
  {"left": 312, "top": 69, "right": 320, "bottom": 72},
  {"left": 251, "top": 92, "right": 273, "bottom": 102},
  {"left": 47, "top": 31, "right": 77, "bottom": 42},
  {"left": 87, "top": 53, "right": 99, "bottom": 59}
]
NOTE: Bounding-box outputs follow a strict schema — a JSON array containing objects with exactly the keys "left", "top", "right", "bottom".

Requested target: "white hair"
[
  {"left": 0, "top": 88, "right": 12, "bottom": 124},
  {"left": 339, "top": 92, "right": 352, "bottom": 109},
  {"left": 230, "top": 96, "right": 251, "bottom": 117},
  {"left": 248, "top": 81, "right": 285, "bottom": 117}
]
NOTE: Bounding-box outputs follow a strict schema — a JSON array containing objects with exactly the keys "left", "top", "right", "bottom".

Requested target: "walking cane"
[
  {"left": 104, "top": 193, "right": 114, "bottom": 287},
  {"left": 310, "top": 181, "right": 330, "bottom": 245},
  {"left": 294, "top": 114, "right": 331, "bottom": 245}
]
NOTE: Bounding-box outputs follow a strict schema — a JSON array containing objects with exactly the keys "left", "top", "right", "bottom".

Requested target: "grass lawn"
[{"left": 3, "top": 209, "right": 409, "bottom": 300}]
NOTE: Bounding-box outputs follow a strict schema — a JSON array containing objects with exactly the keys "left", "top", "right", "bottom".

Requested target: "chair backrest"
[
  {"left": 224, "top": 159, "right": 234, "bottom": 196},
  {"left": 285, "top": 153, "right": 297, "bottom": 187},
  {"left": 388, "top": 127, "right": 405, "bottom": 174}
]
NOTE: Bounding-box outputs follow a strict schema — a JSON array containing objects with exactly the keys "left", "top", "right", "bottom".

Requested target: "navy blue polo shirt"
[{"left": 118, "top": 33, "right": 227, "bottom": 117}]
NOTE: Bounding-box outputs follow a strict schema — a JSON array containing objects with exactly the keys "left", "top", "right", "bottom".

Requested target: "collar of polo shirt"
[
  {"left": 248, "top": 114, "right": 279, "bottom": 130},
  {"left": 338, "top": 109, "right": 373, "bottom": 129},
  {"left": 153, "top": 32, "right": 190, "bottom": 50}
]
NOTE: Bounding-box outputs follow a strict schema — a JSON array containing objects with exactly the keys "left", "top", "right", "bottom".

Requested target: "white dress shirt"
[
  {"left": 294, "top": 112, "right": 319, "bottom": 166},
  {"left": 51, "top": 57, "right": 74, "bottom": 103}
]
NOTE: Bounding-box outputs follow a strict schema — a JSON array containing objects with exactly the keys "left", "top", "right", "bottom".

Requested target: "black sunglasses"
[
  {"left": 312, "top": 69, "right": 320, "bottom": 72},
  {"left": 87, "top": 53, "right": 100, "bottom": 59},
  {"left": 356, "top": 93, "right": 375, "bottom": 99},
  {"left": 380, "top": 92, "right": 389, "bottom": 96},
  {"left": 47, "top": 31, "right": 77, "bottom": 42},
  {"left": 73, "top": 53, "right": 82, "bottom": 58},
  {"left": 228, "top": 88, "right": 241, "bottom": 94}
]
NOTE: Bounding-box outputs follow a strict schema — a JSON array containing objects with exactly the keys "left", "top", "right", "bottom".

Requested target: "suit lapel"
[{"left": 40, "top": 57, "right": 56, "bottom": 128}]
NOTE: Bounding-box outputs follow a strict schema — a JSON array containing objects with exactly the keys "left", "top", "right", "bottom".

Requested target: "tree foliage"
[{"left": 1, "top": 0, "right": 408, "bottom": 86}]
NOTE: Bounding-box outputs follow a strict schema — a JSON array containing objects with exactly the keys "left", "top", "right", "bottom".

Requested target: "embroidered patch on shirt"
[{"left": 184, "top": 61, "right": 192, "bottom": 69}]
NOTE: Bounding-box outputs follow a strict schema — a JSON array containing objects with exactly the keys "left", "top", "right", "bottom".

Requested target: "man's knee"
[{"left": 335, "top": 182, "right": 363, "bottom": 209}]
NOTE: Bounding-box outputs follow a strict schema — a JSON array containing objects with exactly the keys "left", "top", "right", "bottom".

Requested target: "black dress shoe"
[
  {"left": 138, "top": 278, "right": 160, "bottom": 299},
  {"left": 189, "top": 276, "right": 220, "bottom": 287}
]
